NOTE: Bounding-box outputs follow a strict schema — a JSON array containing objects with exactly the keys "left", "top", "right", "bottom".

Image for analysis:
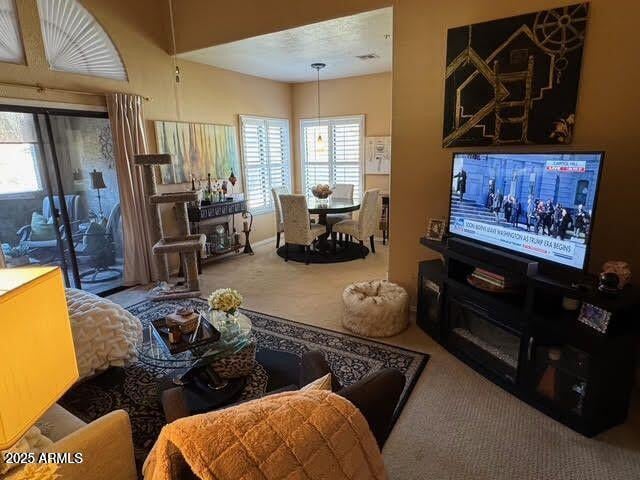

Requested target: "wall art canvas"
[
  {"left": 155, "top": 120, "right": 241, "bottom": 185},
  {"left": 365, "top": 136, "right": 391, "bottom": 174},
  {"left": 443, "top": 4, "right": 589, "bottom": 147}
]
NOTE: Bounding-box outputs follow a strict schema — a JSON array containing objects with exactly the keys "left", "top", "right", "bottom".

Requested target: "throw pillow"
[
  {"left": 0, "top": 426, "right": 53, "bottom": 475},
  {"left": 30, "top": 212, "right": 57, "bottom": 241},
  {"left": 300, "top": 373, "right": 332, "bottom": 391}
]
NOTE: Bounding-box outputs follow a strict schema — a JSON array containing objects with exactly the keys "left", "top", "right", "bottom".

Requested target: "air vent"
[{"left": 356, "top": 53, "right": 379, "bottom": 60}]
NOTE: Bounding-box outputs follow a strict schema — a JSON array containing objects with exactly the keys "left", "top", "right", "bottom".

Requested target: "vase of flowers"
[
  {"left": 207, "top": 288, "right": 243, "bottom": 336},
  {"left": 311, "top": 184, "right": 332, "bottom": 206}
]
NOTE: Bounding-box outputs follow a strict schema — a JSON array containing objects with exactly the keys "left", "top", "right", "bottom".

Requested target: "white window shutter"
[
  {"left": 301, "top": 116, "right": 364, "bottom": 199},
  {"left": 240, "top": 116, "right": 291, "bottom": 214}
]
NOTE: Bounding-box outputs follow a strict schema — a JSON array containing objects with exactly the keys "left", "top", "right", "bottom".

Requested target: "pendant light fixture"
[{"left": 311, "top": 62, "right": 326, "bottom": 153}]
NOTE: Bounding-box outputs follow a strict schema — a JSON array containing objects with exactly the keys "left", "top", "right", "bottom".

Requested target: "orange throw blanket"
[{"left": 144, "top": 390, "right": 388, "bottom": 480}]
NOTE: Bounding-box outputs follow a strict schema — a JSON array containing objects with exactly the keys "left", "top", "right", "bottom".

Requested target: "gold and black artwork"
[{"left": 443, "top": 4, "right": 588, "bottom": 147}]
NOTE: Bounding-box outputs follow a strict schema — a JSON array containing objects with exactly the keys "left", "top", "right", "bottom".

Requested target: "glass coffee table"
[{"left": 137, "top": 311, "right": 253, "bottom": 412}]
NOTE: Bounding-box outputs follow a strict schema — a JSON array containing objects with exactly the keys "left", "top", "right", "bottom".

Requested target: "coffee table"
[{"left": 137, "top": 311, "right": 254, "bottom": 413}]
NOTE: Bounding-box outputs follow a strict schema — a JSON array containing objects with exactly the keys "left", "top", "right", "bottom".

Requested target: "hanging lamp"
[{"left": 311, "top": 63, "right": 327, "bottom": 152}]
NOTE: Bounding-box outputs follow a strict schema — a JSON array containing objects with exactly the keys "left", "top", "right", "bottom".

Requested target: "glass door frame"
[{"left": 0, "top": 103, "right": 112, "bottom": 292}]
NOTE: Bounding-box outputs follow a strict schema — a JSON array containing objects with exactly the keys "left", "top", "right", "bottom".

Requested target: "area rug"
[{"left": 59, "top": 298, "right": 429, "bottom": 470}]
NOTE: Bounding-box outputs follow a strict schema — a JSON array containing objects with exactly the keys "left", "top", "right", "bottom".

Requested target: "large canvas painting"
[
  {"left": 443, "top": 4, "right": 589, "bottom": 147},
  {"left": 155, "top": 120, "right": 241, "bottom": 184}
]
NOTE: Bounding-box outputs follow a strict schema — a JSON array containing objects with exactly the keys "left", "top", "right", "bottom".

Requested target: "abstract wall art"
[
  {"left": 154, "top": 120, "right": 241, "bottom": 185},
  {"left": 443, "top": 4, "right": 589, "bottom": 147}
]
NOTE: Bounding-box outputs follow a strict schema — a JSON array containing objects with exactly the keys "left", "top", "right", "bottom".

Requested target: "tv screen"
[{"left": 448, "top": 152, "right": 604, "bottom": 270}]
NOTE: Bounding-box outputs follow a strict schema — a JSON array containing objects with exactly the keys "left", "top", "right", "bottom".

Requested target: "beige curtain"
[{"left": 106, "top": 93, "right": 155, "bottom": 285}]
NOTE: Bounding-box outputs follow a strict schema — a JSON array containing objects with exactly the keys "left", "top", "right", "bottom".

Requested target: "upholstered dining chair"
[
  {"left": 332, "top": 189, "right": 380, "bottom": 258},
  {"left": 280, "top": 194, "right": 325, "bottom": 264},
  {"left": 327, "top": 184, "right": 355, "bottom": 242},
  {"left": 271, "top": 186, "right": 288, "bottom": 249}
]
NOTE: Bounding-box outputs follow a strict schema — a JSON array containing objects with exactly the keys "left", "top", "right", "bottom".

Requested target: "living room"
[{"left": 1, "top": 1, "right": 639, "bottom": 480}]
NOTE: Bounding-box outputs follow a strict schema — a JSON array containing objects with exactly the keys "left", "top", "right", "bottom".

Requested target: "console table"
[{"left": 187, "top": 197, "right": 253, "bottom": 272}]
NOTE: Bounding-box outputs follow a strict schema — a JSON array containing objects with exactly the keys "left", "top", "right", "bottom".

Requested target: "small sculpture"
[{"left": 601, "top": 261, "right": 631, "bottom": 289}]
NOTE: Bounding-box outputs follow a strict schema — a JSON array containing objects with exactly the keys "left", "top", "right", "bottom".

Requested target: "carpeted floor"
[
  {"left": 110, "top": 239, "right": 640, "bottom": 480},
  {"left": 60, "top": 297, "right": 427, "bottom": 472}
]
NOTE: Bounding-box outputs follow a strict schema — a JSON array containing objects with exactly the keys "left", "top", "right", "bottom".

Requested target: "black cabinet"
[{"left": 417, "top": 238, "right": 638, "bottom": 436}]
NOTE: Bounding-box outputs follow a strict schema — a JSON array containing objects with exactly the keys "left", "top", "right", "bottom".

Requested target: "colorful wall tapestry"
[
  {"left": 443, "top": 4, "right": 588, "bottom": 147},
  {"left": 154, "top": 120, "right": 241, "bottom": 184}
]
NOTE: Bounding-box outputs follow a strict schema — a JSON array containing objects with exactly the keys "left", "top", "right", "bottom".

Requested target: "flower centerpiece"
[
  {"left": 311, "top": 184, "right": 333, "bottom": 199},
  {"left": 207, "top": 288, "right": 243, "bottom": 333}
]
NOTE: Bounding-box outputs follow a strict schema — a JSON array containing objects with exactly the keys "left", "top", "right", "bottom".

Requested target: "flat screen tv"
[{"left": 448, "top": 152, "right": 604, "bottom": 270}]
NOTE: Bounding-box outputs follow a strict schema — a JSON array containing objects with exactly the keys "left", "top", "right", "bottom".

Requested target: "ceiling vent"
[{"left": 356, "top": 53, "right": 379, "bottom": 60}]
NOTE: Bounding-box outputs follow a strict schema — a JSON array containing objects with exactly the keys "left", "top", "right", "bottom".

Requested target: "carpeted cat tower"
[{"left": 134, "top": 154, "right": 205, "bottom": 301}]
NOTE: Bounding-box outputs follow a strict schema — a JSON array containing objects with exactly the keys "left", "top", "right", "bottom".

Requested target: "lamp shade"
[
  {"left": 89, "top": 169, "right": 106, "bottom": 189},
  {"left": 0, "top": 267, "right": 78, "bottom": 449}
]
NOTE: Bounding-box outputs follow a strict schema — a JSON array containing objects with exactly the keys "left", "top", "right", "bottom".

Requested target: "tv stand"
[{"left": 417, "top": 237, "right": 639, "bottom": 436}]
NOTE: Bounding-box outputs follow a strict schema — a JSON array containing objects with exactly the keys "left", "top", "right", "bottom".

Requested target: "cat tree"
[{"left": 134, "top": 154, "right": 205, "bottom": 301}]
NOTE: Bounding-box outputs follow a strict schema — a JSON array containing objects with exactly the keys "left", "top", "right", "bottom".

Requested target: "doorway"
[{"left": 0, "top": 105, "right": 124, "bottom": 295}]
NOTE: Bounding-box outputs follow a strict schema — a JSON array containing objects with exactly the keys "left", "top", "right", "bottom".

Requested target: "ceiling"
[{"left": 177, "top": 7, "right": 392, "bottom": 83}]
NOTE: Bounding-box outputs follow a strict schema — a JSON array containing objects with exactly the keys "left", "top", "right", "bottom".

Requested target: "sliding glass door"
[{"left": 0, "top": 105, "right": 123, "bottom": 295}]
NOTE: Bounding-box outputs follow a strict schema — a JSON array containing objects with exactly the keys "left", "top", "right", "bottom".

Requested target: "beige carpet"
[{"left": 110, "top": 239, "right": 640, "bottom": 480}]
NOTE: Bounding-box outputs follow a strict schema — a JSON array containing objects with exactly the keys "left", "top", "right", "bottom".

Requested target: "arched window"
[
  {"left": 0, "top": 0, "right": 24, "bottom": 64},
  {"left": 37, "top": 0, "right": 127, "bottom": 80}
]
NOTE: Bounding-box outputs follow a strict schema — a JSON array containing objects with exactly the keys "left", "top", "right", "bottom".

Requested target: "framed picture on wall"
[
  {"left": 154, "top": 120, "right": 241, "bottom": 185},
  {"left": 365, "top": 136, "right": 391, "bottom": 174},
  {"left": 442, "top": 3, "right": 589, "bottom": 147}
]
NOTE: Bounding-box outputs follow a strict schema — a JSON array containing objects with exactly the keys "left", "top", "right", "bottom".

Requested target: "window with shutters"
[
  {"left": 300, "top": 115, "right": 364, "bottom": 199},
  {"left": 239, "top": 116, "right": 291, "bottom": 214}
]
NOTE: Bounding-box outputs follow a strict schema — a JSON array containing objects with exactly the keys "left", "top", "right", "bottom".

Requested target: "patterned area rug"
[{"left": 60, "top": 298, "right": 429, "bottom": 470}]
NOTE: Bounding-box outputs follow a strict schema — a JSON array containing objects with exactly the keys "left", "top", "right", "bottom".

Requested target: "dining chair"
[
  {"left": 280, "top": 194, "right": 325, "bottom": 264},
  {"left": 332, "top": 189, "right": 380, "bottom": 258},
  {"left": 327, "top": 184, "right": 355, "bottom": 242},
  {"left": 271, "top": 186, "right": 288, "bottom": 249}
]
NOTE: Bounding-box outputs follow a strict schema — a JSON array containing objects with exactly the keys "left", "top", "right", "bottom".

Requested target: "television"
[{"left": 448, "top": 152, "right": 604, "bottom": 270}]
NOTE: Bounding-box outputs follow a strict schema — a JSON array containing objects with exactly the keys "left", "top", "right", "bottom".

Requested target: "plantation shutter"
[
  {"left": 240, "top": 116, "right": 291, "bottom": 213},
  {"left": 301, "top": 116, "right": 364, "bottom": 199}
]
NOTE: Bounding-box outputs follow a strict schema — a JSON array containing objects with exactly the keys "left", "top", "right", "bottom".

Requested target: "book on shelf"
[{"left": 470, "top": 268, "right": 513, "bottom": 288}]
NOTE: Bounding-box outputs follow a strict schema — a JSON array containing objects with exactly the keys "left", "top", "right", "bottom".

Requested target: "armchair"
[
  {"left": 75, "top": 203, "right": 122, "bottom": 283},
  {"left": 16, "top": 195, "right": 83, "bottom": 262},
  {"left": 5, "top": 405, "right": 137, "bottom": 480}
]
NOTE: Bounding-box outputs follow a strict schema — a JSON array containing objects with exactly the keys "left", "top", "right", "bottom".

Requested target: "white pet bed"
[
  {"left": 66, "top": 288, "right": 142, "bottom": 379},
  {"left": 342, "top": 280, "right": 409, "bottom": 337}
]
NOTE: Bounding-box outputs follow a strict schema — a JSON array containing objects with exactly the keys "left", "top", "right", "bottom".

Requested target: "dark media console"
[{"left": 418, "top": 236, "right": 639, "bottom": 436}]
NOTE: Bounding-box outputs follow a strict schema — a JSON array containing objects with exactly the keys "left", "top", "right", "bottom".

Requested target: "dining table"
[
  {"left": 277, "top": 196, "right": 364, "bottom": 263},
  {"left": 307, "top": 196, "right": 360, "bottom": 252}
]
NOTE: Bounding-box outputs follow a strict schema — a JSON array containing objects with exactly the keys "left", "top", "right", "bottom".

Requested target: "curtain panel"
[{"left": 106, "top": 93, "right": 156, "bottom": 285}]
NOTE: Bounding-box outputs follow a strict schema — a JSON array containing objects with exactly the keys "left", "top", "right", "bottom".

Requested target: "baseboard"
[{"left": 251, "top": 236, "right": 276, "bottom": 248}]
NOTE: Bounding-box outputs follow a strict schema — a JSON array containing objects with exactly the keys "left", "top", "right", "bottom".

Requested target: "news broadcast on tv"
[{"left": 449, "top": 152, "right": 603, "bottom": 270}]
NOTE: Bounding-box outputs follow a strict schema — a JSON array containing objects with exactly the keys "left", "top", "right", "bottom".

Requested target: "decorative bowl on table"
[{"left": 311, "top": 184, "right": 333, "bottom": 199}]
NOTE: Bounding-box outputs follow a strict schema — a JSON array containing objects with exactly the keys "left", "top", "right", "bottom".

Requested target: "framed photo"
[
  {"left": 577, "top": 303, "right": 612, "bottom": 334},
  {"left": 426, "top": 219, "right": 446, "bottom": 241},
  {"left": 365, "top": 136, "right": 391, "bottom": 174}
]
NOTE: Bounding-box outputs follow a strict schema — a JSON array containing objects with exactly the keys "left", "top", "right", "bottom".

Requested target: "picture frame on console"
[{"left": 425, "top": 219, "right": 446, "bottom": 242}]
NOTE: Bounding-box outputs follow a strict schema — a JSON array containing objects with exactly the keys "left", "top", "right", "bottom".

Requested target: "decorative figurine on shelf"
[
  {"left": 537, "top": 348, "right": 562, "bottom": 400},
  {"left": 228, "top": 170, "right": 237, "bottom": 194},
  {"left": 222, "top": 180, "right": 228, "bottom": 196},
  {"left": 601, "top": 261, "right": 631, "bottom": 289}
]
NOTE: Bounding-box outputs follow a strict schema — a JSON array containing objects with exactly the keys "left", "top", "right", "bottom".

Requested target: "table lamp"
[{"left": 0, "top": 267, "right": 78, "bottom": 449}]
